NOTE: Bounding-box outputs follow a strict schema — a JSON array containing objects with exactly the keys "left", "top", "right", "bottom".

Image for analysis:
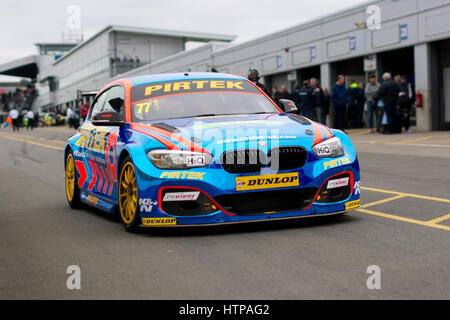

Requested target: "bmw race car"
[{"left": 64, "top": 72, "right": 360, "bottom": 232}]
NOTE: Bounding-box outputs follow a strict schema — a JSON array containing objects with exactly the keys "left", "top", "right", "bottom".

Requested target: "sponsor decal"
[
  {"left": 323, "top": 157, "right": 351, "bottom": 170},
  {"left": 73, "top": 150, "right": 85, "bottom": 157},
  {"left": 354, "top": 181, "right": 361, "bottom": 195},
  {"left": 315, "top": 146, "right": 331, "bottom": 157},
  {"left": 86, "top": 194, "right": 98, "bottom": 205},
  {"left": 186, "top": 155, "right": 205, "bottom": 167},
  {"left": 131, "top": 79, "right": 263, "bottom": 109},
  {"left": 163, "top": 191, "right": 200, "bottom": 202},
  {"left": 345, "top": 199, "right": 360, "bottom": 211},
  {"left": 160, "top": 172, "right": 205, "bottom": 180},
  {"left": 142, "top": 217, "right": 177, "bottom": 226},
  {"left": 235, "top": 172, "right": 299, "bottom": 191},
  {"left": 216, "top": 134, "right": 296, "bottom": 144},
  {"left": 139, "top": 198, "right": 157, "bottom": 212},
  {"left": 327, "top": 177, "right": 349, "bottom": 189},
  {"left": 195, "top": 121, "right": 286, "bottom": 130}
]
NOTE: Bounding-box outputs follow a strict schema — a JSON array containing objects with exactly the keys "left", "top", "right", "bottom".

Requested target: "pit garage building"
[{"left": 1, "top": 0, "right": 450, "bottom": 131}]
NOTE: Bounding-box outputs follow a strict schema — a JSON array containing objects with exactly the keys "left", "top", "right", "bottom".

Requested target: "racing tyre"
[
  {"left": 118, "top": 156, "right": 141, "bottom": 232},
  {"left": 65, "top": 151, "right": 82, "bottom": 209}
]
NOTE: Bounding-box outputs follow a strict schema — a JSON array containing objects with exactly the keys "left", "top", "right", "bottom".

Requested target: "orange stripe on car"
[
  {"left": 133, "top": 123, "right": 211, "bottom": 155},
  {"left": 131, "top": 123, "right": 181, "bottom": 150}
]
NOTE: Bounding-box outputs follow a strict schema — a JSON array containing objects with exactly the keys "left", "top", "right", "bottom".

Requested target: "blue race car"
[{"left": 64, "top": 73, "right": 360, "bottom": 232}]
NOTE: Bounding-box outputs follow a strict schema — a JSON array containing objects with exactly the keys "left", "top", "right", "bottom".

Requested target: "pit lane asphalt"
[{"left": 0, "top": 126, "right": 449, "bottom": 299}]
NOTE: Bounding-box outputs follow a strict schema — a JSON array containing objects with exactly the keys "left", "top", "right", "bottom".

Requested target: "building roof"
[
  {"left": 53, "top": 25, "right": 237, "bottom": 65},
  {"left": 0, "top": 55, "right": 38, "bottom": 79}
]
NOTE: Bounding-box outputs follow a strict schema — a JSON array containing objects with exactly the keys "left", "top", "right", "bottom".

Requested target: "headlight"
[
  {"left": 312, "top": 137, "right": 345, "bottom": 158},
  {"left": 147, "top": 150, "right": 212, "bottom": 169}
]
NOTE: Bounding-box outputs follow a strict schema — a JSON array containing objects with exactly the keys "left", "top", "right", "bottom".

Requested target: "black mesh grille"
[
  {"left": 268, "top": 147, "right": 307, "bottom": 171},
  {"left": 220, "top": 149, "right": 266, "bottom": 173},
  {"left": 220, "top": 147, "right": 307, "bottom": 173},
  {"left": 214, "top": 188, "right": 318, "bottom": 215}
]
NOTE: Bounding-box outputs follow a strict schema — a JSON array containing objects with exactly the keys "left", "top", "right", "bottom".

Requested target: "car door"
[
  {"left": 76, "top": 90, "right": 108, "bottom": 197},
  {"left": 90, "top": 86, "right": 125, "bottom": 200}
]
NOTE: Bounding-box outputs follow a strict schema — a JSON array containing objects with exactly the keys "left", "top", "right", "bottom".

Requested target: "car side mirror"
[
  {"left": 279, "top": 99, "right": 298, "bottom": 114},
  {"left": 92, "top": 111, "right": 125, "bottom": 127}
]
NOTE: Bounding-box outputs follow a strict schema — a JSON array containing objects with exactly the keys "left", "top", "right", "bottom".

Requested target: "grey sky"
[{"left": 0, "top": 0, "right": 365, "bottom": 82}]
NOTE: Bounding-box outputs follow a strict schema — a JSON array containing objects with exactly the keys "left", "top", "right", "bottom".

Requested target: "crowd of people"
[
  {"left": 249, "top": 69, "right": 414, "bottom": 134},
  {"left": 0, "top": 86, "right": 39, "bottom": 131},
  {"left": 110, "top": 56, "right": 141, "bottom": 65}
]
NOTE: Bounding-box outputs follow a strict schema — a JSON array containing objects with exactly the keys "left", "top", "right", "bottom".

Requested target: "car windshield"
[{"left": 130, "top": 78, "right": 278, "bottom": 121}]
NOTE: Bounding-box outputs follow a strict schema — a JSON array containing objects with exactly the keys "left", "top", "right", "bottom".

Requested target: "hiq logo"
[{"left": 366, "top": 5, "right": 381, "bottom": 31}]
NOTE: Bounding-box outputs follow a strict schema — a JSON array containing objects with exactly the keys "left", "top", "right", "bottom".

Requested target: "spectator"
[
  {"left": 296, "top": 80, "right": 313, "bottom": 119},
  {"left": 9, "top": 107, "right": 19, "bottom": 131},
  {"left": 123, "top": 56, "right": 129, "bottom": 63},
  {"left": 346, "top": 81, "right": 360, "bottom": 129},
  {"left": 331, "top": 75, "right": 348, "bottom": 131},
  {"left": 80, "top": 103, "right": 89, "bottom": 123},
  {"left": 310, "top": 78, "right": 324, "bottom": 122},
  {"left": 321, "top": 88, "right": 330, "bottom": 125},
  {"left": 272, "top": 87, "right": 280, "bottom": 105},
  {"left": 279, "top": 85, "right": 291, "bottom": 100},
  {"left": 248, "top": 69, "right": 272, "bottom": 98},
  {"left": 135, "top": 56, "right": 140, "bottom": 65},
  {"left": 356, "top": 82, "right": 366, "bottom": 128},
  {"left": 398, "top": 75, "right": 413, "bottom": 134},
  {"left": 276, "top": 85, "right": 292, "bottom": 111},
  {"left": 394, "top": 75, "right": 401, "bottom": 84},
  {"left": 378, "top": 72, "right": 401, "bottom": 134},
  {"left": 26, "top": 109, "right": 34, "bottom": 130},
  {"left": 365, "top": 75, "right": 381, "bottom": 133},
  {"left": 67, "top": 107, "right": 74, "bottom": 128}
]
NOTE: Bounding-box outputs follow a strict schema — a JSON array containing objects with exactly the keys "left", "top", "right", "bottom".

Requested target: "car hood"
[{"left": 137, "top": 113, "right": 334, "bottom": 154}]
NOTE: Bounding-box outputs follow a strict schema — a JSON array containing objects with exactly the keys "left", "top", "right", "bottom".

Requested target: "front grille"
[
  {"left": 268, "top": 147, "right": 307, "bottom": 171},
  {"left": 220, "top": 147, "right": 307, "bottom": 173},
  {"left": 221, "top": 149, "right": 266, "bottom": 173},
  {"left": 214, "top": 188, "right": 318, "bottom": 215}
]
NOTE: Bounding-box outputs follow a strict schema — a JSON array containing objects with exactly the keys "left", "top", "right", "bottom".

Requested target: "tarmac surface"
[{"left": 0, "top": 125, "right": 449, "bottom": 299}]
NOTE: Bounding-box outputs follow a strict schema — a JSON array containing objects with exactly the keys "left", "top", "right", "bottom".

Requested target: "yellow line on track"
[
  {"left": 0, "top": 133, "right": 64, "bottom": 151},
  {"left": 362, "top": 195, "right": 407, "bottom": 208},
  {"left": 348, "top": 130, "right": 371, "bottom": 136},
  {"left": 389, "top": 136, "right": 431, "bottom": 144},
  {"left": 357, "top": 208, "right": 450, "bottom": 231},
  {"left": 427, "top": 214, "right": 450, "bottom": 225},
  {"left": 361, "top": 186, "right": 450, "bottom": 204},
  {"left": 0, "top": 131, "right": 66, "bottom": 144}
]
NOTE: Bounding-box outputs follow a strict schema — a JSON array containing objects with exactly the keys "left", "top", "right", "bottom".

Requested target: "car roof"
[{"left": 127, "top": 72, "right": 245, "bottom": 87}]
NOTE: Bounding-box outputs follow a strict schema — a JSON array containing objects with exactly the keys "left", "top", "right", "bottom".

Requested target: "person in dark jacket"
[
  {"left": 346, "top": 80, "right": 360, "bottom": 129},
  {"left": 276, "top": 85, "right": 292, "bottom": 111},
  {"left": 331, "top": 75, "right": 348, "bottom": 131},
  {"left": 272, "top": 87, "right": 281, "bottom": 106},
  {"left": 296, "top": 80, "right": 313, "bottom": 119},
  {"left": 310, "top": 78, "right": 324, "bottom": 122},
  {"left": 398, "top": 75, "right": 413, "bottom": 133},
  {"left": 321, "top": 88, "right": 330, "bottom": 125},
  {"left": 248, "top": 69, "right": 272, "bottom": 99},
  {"left": 356, "top": 82, "right": 366, "bottom": 128},
  {"left": 378, "top": 72, "right": 401, "bottom": 134}
]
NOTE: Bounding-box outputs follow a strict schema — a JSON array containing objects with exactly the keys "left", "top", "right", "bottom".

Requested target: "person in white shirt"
[
  {"left": 67, "top": 107, "right": 74, "bottom": 128},
  {"left": 9, "top": 108, "right": 19, "bottom": 131},
  {"left": 26, "top": 110, "right": 34, "bottom": 130}
]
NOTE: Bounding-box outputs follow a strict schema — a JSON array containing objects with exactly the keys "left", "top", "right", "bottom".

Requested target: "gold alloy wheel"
[
  {"left": 65, "top": 154, "right": 75, "bottom": 202},
  {"left": 119, "top": 162, "right": 138, "bottom": 224}
]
